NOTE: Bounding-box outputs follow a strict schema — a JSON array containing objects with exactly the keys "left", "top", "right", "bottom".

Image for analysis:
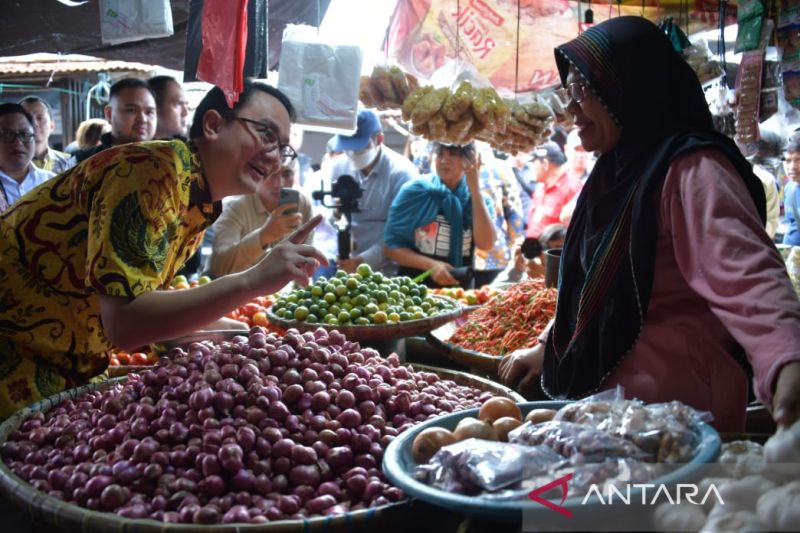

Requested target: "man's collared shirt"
[
  {"left": 0, "top": 163, "right": 55, "bottom": 207},
  {"left": 33, "top": 147, "right": 76, "bottom": 175}
]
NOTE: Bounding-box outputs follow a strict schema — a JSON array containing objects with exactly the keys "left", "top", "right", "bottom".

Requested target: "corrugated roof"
[{"left": 0, "top": 53, "right": 158, "bottom": 77}]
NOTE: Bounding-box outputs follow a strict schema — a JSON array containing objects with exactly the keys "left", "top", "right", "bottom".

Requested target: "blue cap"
[{"left": 332, "top": 109, "right": 382, "bottom": 151}]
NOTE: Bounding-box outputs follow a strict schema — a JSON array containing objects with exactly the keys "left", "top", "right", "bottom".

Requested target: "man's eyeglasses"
[
  {"left": 234, "top": 117, "right": 298, "bottom": 165},
  {"left": 557, "top": 82, "right": 590, "bottom": 104},
  {"left": 0, "top": 130, "right": 35, "bottom": 144}
]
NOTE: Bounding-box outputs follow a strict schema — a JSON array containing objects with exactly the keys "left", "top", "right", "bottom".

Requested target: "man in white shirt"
[
  {"left": 0, "top": 103, "right": 55, "bottom": 212},
  {"left": 327, "top": 109, "right": 418, "bottom": 274}
]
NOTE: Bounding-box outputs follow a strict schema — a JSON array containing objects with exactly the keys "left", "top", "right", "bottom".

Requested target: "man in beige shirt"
[{"left": 210, "top": 160, "right": 313, "bottom": 276}]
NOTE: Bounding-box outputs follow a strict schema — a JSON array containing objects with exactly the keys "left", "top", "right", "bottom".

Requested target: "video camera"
[{"left": 311, "top": 175, "right": 363, "bottom": 260}]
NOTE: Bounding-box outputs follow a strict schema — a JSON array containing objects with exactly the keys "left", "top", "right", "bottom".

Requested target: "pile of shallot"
[{"left": 1, "top": 327, "right": 494, "bottom": 524}]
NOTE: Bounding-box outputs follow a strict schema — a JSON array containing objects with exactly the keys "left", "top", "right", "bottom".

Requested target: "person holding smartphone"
[
  {"left": 210, "top": 159, "right": 314, "bottom": 276},
  {"left": 384, "top": 142, "right": 496, "bottom": 287}
]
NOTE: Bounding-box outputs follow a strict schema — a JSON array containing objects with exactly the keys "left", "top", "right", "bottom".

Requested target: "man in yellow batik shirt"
[{"left": 0, "top": 80, "right": 327, "bottom": 417}]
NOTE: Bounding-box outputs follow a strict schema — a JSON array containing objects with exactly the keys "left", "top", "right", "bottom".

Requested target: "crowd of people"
[{"left": 0, "top": 16, "right": 799, "bottom": 429}]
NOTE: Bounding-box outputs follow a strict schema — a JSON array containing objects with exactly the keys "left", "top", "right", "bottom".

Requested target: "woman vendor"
[
  {"left": 499, "top": 17, "right": 800, "bottom": 432},
  {"left": 0, "top": 80, "right": 327, "bottom": 417},
  {"left": 383, "top": 142, "right": 495, "bottom": 287}
]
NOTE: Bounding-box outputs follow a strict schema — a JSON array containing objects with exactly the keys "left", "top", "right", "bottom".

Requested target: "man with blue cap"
[{"left": 327, "top": 109, "right": 418, "bottom": 274}]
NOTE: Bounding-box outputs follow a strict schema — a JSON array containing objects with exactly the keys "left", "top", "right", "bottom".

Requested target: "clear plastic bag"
[
  {"left": 553, "top": 387, "right": 712, "bottom": 463},
  {"left": 277, "top": 25, "right": 363, "bottom": 133},
  {"left": 99, "top": 0, "right": 174, "bottom": 46},
  {"left": 414, "top": 438, "right": 564, "bottom": 495},
  {"left": 508, "top": 420, "right": 649, "bottom": 463}
]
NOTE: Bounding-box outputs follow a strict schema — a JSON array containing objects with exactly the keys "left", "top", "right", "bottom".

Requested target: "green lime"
[
  {"left": 338, "top": 311, "right": 351, "bottom": 323},
  {"left": 412, "top": 311, "right": 425, "bottom": 320},
  {"left": 336, "top": 269, "right": 348, "bottom": 278},
  {"left": 420, "top": 302, "right": 431, "bottom": 312},
  {"left": 373, "top": 310, "right": 388, "bottom": 324},
  {"left": 411, "top": 296, "right": 422, "bottom": 306},
  {"left": 309, "top": 304, "right": 321, "bottom": 316},
  {"left": 349, "top": 307, "right": 362, "bottom": 320},
  {"left": 371, "top": 273, "right": 384, "bottom": 284},
  {"left": 375, "top": 290, "right": 388, "bottom": 303},
  {"left": 340, "top": 303, "right": 352, "bottom": 312},
  {"left": 306, "top": 314, "right": 319, "bottom": 323},
  {"left": 334, "top": 285, "right": 348, "bottom": 297},
  {"left": 418, "top": 285, "right": 428, "bottom": 298},
  {"left": 287, "top": 294, "right": 299, "bottom": 304},
  {"left": 355, "top": 317, "right": 371, "bottom": 325},
  {"left": 378, "top": 302, "right": 389, "bottom": 311},
  {"left": 329, "top": 304, "right": 341, "bottom": 316},
  {"left": 324, "top": 283, "right": 336, "bottom": 293},
  {"left": 388, "top": 312, "right": 400, "bottom": 322},
  {"left": 354, "top": 294, "right": 369, "bottom": 307},
  {"left": 346, "top": 277, "right": 359, "bottom": 290},
  {"left": 400, "top": 285, "right": 410, "bottom": 294},
  {"left": 326, "top": 316, "right": 339, "bottom": 325},
  {"left": 399, "top": 311, "right": 411, "bottom": 321},
  {"left": 330, "top": 277, "right": 343, "bottom": 286},
  {"left": 311, "top": 285, "right": 323, "bottom": 297},
  {"left": 356, "top": 263, "right": 373, "bottom": 278},
  {"left": 389, "top": 290, "right": 402, "bottom": 302},
  {"left": 338, "top": 295, "right": 351, "bottom": 305},
  {"left": 324, "top": 292, "right": 337, "bottom": 304},
  {"left": 365, "top": 303, "right": 379, "bottom": 315}
]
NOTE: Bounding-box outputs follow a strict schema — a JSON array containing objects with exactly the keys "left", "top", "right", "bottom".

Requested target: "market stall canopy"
[
  {"left": 0, "top": 0, "right": 330, "bottom": 73},
  {"left": 0, "top": 53, "right": 160, "bottom": 82}
]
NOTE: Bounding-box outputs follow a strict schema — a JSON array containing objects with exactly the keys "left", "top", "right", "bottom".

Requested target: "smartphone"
[
  {"left": 521, "top": 237, "right": 543, "bottom": 260},
  {"left": 278, "top": 188, "right": 300, "bottom": 214}
]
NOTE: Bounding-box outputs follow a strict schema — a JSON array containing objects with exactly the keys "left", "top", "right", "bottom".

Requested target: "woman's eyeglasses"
[
  {"left": 557, "top": 82, "right": 590, "bottom": 104},
  {"left": 234, "top": 117, "right": 298, "bottom": 165},
  {"left": 0, "top": 130, "right": 35, "bottom": 144}
]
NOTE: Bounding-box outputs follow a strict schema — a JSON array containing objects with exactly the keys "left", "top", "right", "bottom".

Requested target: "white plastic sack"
[
  {"left": 100, "top": 0, "right": 174, "bottom": 46},
  {"left": 278, "top": 25, "right": 362, "bottom": 133}
]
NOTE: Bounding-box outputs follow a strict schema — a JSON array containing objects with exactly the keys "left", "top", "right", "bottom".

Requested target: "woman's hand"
[
  {"left": 430, "top": 260, "right": 458, "bottom": 286},
  {"left": 773, "top": 360, "right": 800, "bottom": 427},
  {"left": 260, "top": 203, "right": 303, "bottom": 246},
  {"left": 498, "top": 343, "right": 545, "bottom": 396},
  {"left": 526, "top": 256, "right": 545, "bottom": 279},
  {"left": 245, "top": 215, "right": 328, "bottom": 293},
  {"left": 464, "top": 152, "right": 483, "bottom": 192}
]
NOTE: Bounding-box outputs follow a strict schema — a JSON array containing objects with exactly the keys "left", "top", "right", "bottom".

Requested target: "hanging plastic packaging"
[
  {"left": 196, "top": 0, "right": 248, "bottom": 108},
  {"left": 277, "top": 24, "right": 362, "bottom": 133},
  {"left": 99, "top": 0, "right": 174, "bottom": 46}
]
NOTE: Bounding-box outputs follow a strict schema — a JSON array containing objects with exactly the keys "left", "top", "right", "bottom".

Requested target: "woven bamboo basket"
[
  {"left": 267, "top": 296, "right": 463, "bottom": 342},
  {"left": 0, "top": 362, "right": 519, "bottom": 531}
]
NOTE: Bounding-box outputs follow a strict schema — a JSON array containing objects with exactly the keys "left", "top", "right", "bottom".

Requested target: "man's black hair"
[
  {"left": 0, "top": 103, "right": 35, "bottom": 129},
  {"left": 18, "top": 96, "right": 54, "bottom": 120},
  {"left": 189, "top": 80, "right": 296, "bottom": 140},
  {"left": 147, "top": 75, "right": 180, "bottom": 107},
  {"left": 109, "top": 78, "right": 154, "bottom": 100}
]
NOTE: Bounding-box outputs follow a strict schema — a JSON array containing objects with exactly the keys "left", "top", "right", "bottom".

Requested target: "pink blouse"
[{"left": 603, "top": 149, "right": 800, "bottom": 432}]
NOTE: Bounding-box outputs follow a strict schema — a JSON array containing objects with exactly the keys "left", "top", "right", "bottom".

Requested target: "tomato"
[
  {"left": 116, "top": 352, "right": 131, "bottom": 365},
  {"left": 242, "top": 303, "right": 261, "bottom": 317},
  {"left": 252, "top": 311, "right": 269, "bottom": 328},
  {"left": 108, "top": 355, "right": 120, "bottom": 367},
  {"left": 255, "top": 296, "right": 270, "bottom": 307},
  {"left": 130, "top": 352, "right": 149, "bottom": 366},
  {"left": 455, "top": 288, "right": 465, "bottom": 299}
]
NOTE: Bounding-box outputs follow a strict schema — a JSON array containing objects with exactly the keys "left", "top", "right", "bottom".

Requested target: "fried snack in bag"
[
  {"left": 359, "top": 76, "right": 378, "bottom": 108},
  {"left": 471, "top": 87, "right": 496, "bottom": 125},
  {"left": 411, "top": 120, "right": 430, "bottom": 136},
  {"left": 445, "top": 111, "right": 475, "bottom": 144},
  {"left": 403, "top": 85, "right": 433, "bottom": 121},
  {"left": 428, "top": 113, "right": 448, "bottom": 139},
  {"left": 389, "top": 65, "right": 412, "bottom": 101},
  {"left": 443, "top": 81, "right": 474, "bottom": 121},
  {"left": 411, "top": 87, "right": 449, "bottom": 123},
  {"left": 372, "top": 65, "right": 399, "bottom": 103}
]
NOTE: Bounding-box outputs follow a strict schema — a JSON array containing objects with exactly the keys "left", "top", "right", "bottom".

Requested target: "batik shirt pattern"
[{"left": 0, "top": 140, "right": 219, "bottom": 416}]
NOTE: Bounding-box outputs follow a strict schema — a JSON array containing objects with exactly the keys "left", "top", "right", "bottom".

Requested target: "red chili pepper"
[{"left": 450, "top": 279, "right": 557, "bottom": 356}]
